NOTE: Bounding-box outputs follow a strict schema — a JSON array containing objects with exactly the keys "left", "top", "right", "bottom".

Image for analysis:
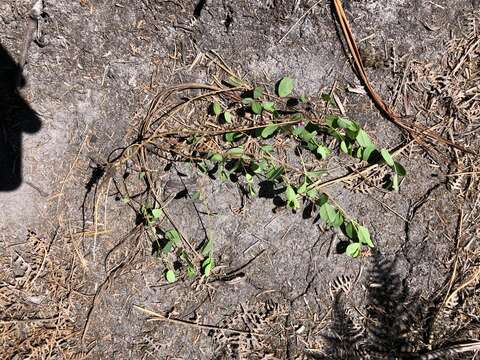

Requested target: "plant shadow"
[{"left": 307, "top": 253, "right": 480, "bottom": 359}]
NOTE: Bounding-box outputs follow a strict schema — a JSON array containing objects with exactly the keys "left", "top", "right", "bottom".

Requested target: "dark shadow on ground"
[
  {"left": 0, "top": 44, "right": 41, "bottom": 191},
  {"left": 307, "top": 253, "right": 479, "bottom": 359}
]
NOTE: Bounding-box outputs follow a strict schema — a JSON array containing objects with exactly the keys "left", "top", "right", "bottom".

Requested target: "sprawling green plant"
[{"left": 121, "top": 71, "right": 407, "bottom": 281}]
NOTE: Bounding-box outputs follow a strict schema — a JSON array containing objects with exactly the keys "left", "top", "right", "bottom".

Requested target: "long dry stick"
[
  {"left": 133, "top": 305, "right": 264, "bottom": 336},
  {"left": 331, "top": 0, "right": 475, "bottom": 155}
]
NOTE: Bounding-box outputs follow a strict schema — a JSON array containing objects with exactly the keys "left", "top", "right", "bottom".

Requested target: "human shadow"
[{"left": 0, "top": 44, "right": 41, "bottom": 191}]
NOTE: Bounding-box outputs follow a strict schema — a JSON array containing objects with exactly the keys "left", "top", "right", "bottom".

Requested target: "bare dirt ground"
[{"left": 0, "top": 0, "right": 479, "bottom": 359}]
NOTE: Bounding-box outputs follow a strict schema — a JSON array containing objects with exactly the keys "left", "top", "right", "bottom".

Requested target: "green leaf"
[
  {"left": 220, "top": 170, "right": 229, "bottom": 182},
  {"left": 225, "top": 132, "right": 234, "bottom": 142},
  {"left": 165, "top": 270, "right": 176, "bottom": 283},
  {"left": 345, "top": 221, "right": 356, "bottom": 240},
  {"left": 319, "top": 202, "right": 337, "bottom": 224},
  {"left": 227, "top": 146, "right": 244, "bottom": 157},
  {"left": 253, "top": 86, "right": 264, "bottom": 99},
  {"left": 277, "top": 77, "right": 295, "bottom": 97},
  {"left": 285, "top": 185, "right": 300, "bottom": 209},
  {"left": 261, "top": 124, "right": 279, "bottom": 138},
  {"left": 267, "top": 166, "right": 284, "bottom": 181},
  {"left": 197, "top": 161, "right": 208, "bottom": 174},
  {"left": 392, "top": 173, "right": 399, "bottom": 192},
  {"left": 332, "top": 211, "right": 344, "bottom": 228},
  {"left": 249, "top": 161, "right": 260, "bottom": 174},
  {"left": 381, "top": 149, "right": 395, "bottom": 167},
  {"left": 355, "top": 147, "right": 363, "bottom": 159},
  {"left": 226, "top": 76, "right": 244, "bottom": 87},
  {"left": 299, "top": 95, "right": 307, "bottom": 103},
  {"left": 262, "top": 101, "right": 276, "bottom": 112},
  {"left": 242, "top": 97, "right": 253, "bottom": 105},
  {"left": 151, "top": 208, "right": 163, "bottom": 218},
  {"left": 165, "top": 229, "right": 181, "bottom": 244},
  {"left": 260, "top": 144, "right": 274, "bottom": 153},
  {"left": 161, "top": 241, "right": 173, "bottom": 254},
  {"left": 394, "top": 161, "right": 406, "bottom": 176},
  {"left": 285, "top": 185, "right": 296, "bottom": 201},
  {"left": 223, "top": 111, "right": 232, "bottom": 123},
  {"left": 357, "top": 225, "right": 374, "bottom": 247},
  {"left": 292, "top": 125, "right": 305, "bottom": 137},
  {"left": 247, "top": 184, "right": 256, "bottom": 197},
  {"left": 245, "top": 173, "right": 253, "bottom": 183},
  {"left": 306, "top": 170, "right": 326, "bottom": 179},
  {"left": 204, "top": 262, "right": 213, "bottom": 277},
  {"left": 321, "top": 93, "right": 335, "bottom": 105},
  {"left": 337, "top": 117, "right": 354, "bottom": 129},
  {"left": 139, "top": 171, "right": 146, "bottom": 179},
  {"left": 296, "top": 128, "right": 315, "bottom": 142},
  {"left": 225, "top": 132, "right": 244, "bottom": 142},
  {"left": 346, "top": 243, "right": 361, "bottom": 257},
  {"left": 191, "top": 191, "right": 201, "bottom": 201},
  {"left": 210, "top": 153, "right": 223, "bottom": 162},
  {"left": 297, "top": 181, "right": 308, "bottom": 195},
  {"left": 324, "top": 115, "right": 336, "bottom": 127},
  {"left": 253, "top": 160, "right": 267, "bottom": 174},
  {"left": 212, "top": 102, "right": 222, "bottom": 115},
  {"left": 325, "top": 205, "right": 337, "bottom": 223},
  {"left": 187, "top": 265, "right": 197, "bottom": 279},
  {"left": 319, "top": 205, "right": 329, "bottom": 223},
  {"left": 292, "top": 113, "right": 304, "bottom": 121},
  {"left": 306, "top": 188, "right": 318, "bottom": 199},
  {"left": 316, "top": 145, "right": 331, "bottom": 159},
  {"left": 200, "top": 238, "right": 213, "bottom": 257},
  {"left": 251, "top": 101, "right": 262, "bottom": 114},
  {"left": 356, "top": 129, "right": 374, "bottom": 147},
  {"left": 340, "top": 141, "right": 349, "bottom": 154},
  {"left": 202, "top": 257, "right": 215, "bottom": 277},
  {"left": 318, "top": 193, "right": 329, "bottom": 206},
  {"left": 362, "top": 145, "right": 377, "bottom": 162},
  {"left": 346, "top": 128, "right": 359, "bottom": 141}
]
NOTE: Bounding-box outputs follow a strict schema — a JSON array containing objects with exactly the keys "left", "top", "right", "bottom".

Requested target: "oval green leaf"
[
  {"left": 165, "top": 229, "right": 181, "bottom": 244},
  {"left": 337, "top": 117, "right": 354, "bottom": 129},
  {"left": 394, "top": 161, "right": 406, "bottom": 176},
  {"left": 345, "top": 221, "right": 356, "bottom": 240},
  {"left": 356, "top": 129, "right": 374, "bottom": 147},
  {"left": 262, "top": 101, "right": 276, "bottom": 112},
  {"left": 357, "top": 225, "right": 374, "bottom": 247},
  {"left": 381, "top": 149, "right": 395, "bottom": 167},
  {"left": 226, "top": 146, "right": 244, "bottom": 157},
  {"left": 187, "top": 266, "right": 197, "bottom": 279},
  {"left": 277, "top": 77, "right": 295, "bottom": 97},
  {"left": 165, "top": 270, "right": 176, "bottom": 283},
  {"left": 151, "top": 208, "right": 163, "bottom": 218},
  {"left": 346, "top": 243, "right": 361, "bottom": 257},
  {"left": 362, "top": 145, "right": 377, "bottom": 162},
  {"left": 317, "top": 145, "right": 331, "bottom": 159},
  {"left": 212, "top": 102, "right": 222, "bottom": 115},
  {"left": 253, "top": 86, "right": 264, "bottom": 99},
  {"left": 261, "top": 123, "right": 279, "bottom": 138},
  {"left": 223, "top": 111, "right": 232, "bottom": 123},
  {"left": 285, "top": 185, "right": 300, "bottom": 209},
  {"left": 251, "top": 101, "right": 262, "bottom": 114},
  {"left": 210, "top": 153, "right": 223, "bottom": 162}
]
